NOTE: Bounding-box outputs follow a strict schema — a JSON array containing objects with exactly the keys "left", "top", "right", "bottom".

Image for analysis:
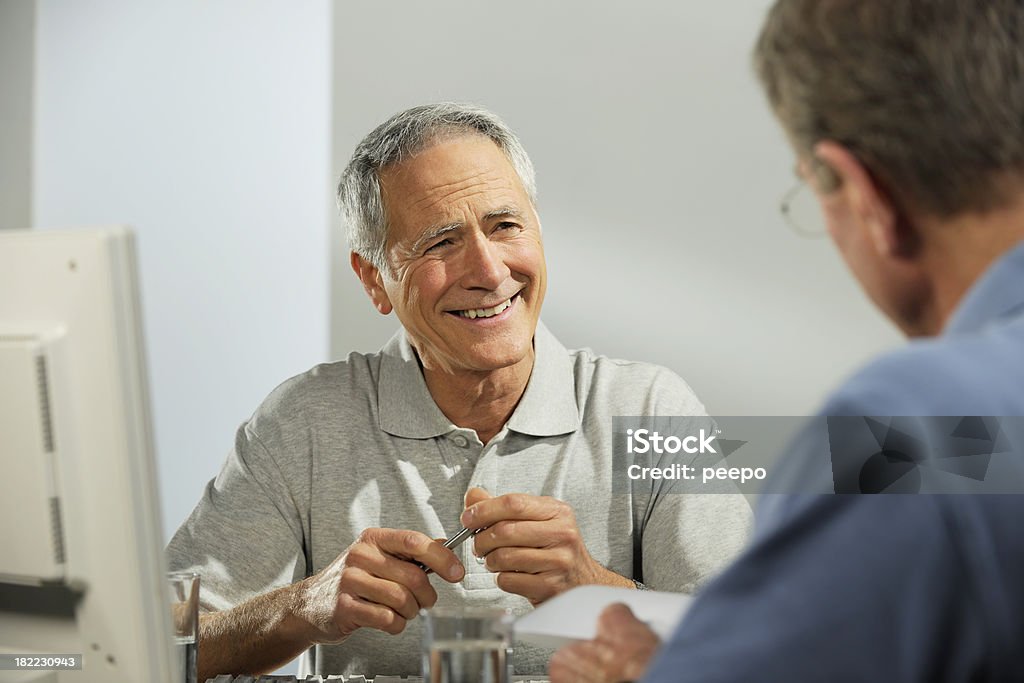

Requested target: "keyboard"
[{"left": 206, "top": 677, "right": 550, "bottom": 683}]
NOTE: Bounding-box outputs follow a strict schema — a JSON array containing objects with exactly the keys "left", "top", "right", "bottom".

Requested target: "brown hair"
[{"left": 754, "top": 0, "right": 1024, "bottom": 216}]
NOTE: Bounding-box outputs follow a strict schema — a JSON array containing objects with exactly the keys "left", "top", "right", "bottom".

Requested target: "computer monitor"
[{"left": 0, "top": 227, "right": 176, "bottom": 682}]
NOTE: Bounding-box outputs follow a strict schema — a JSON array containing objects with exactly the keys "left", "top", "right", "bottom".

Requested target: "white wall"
[
  {"left": 34, "top": 0, "right": 332, "bottom": 543},
  {"left": 331, "top": 1, "right": 901, "bottom": 416},
  {"left": 0, "top": 0, "right": 35, "bottom": 230}
]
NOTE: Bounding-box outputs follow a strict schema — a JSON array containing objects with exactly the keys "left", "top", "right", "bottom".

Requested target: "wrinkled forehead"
[{"left": 377, "top": 134, "right": 533, "bottom": 237}]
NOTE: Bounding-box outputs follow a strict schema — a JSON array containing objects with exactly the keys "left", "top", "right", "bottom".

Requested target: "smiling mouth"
[{"left": 450, "top": 293, "right": 520, "bottom": 320}]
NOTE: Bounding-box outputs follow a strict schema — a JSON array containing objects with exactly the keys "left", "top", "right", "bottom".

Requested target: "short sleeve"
[
  {"left": 166, "top": 418, "right": 307, "bottom": 613},
  {"left": 636, "top": 369, "right": 754, "bottom": 592}
]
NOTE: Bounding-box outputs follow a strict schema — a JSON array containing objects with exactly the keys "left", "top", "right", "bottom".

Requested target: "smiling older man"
[{"left": 166, "top": 103, "right": 751, "bottom": 679}]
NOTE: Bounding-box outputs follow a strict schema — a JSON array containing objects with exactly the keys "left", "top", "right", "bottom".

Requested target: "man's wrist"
[
  {"left": 589, "top": 563, "right": 637, "bottom": 589},
  {"left": 288, "top": 577, "right": 334, "bottom": 645}
]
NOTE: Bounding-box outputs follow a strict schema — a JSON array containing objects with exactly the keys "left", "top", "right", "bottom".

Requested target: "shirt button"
[{"left": 452, "top": 435, "right": 469, "bottom": 448}]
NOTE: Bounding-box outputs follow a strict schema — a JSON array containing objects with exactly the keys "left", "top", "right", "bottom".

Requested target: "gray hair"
[
  {"left": 337, "top": 103, "right": 538, "bottom": 274},
  {"left": 754, "top": 0, "right": 1024, "bottom": 217}
]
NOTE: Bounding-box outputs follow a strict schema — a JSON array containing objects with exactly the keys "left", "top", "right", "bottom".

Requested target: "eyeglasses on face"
[{"left": 779, "top": 178, "right": 828, "bottom": 238}]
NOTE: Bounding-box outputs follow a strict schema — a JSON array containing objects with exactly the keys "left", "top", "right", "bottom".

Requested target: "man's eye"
[
  {"left": 425, "top": 238, "right": 452, "bottom": 253},
  {"left": 495, "top": 222, "right": 520, "bottom": 232}
]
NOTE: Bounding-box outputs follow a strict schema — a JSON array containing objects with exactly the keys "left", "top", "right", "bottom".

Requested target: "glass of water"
[
  {"left": 168, "top": 571, "right": 200, "bottom": 683},
  {"left": 422, "top": 606, "right": 514, "bottom": 683}
]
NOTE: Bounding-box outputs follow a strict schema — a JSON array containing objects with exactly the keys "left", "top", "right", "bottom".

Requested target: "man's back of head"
[
  {"left": 755, "top": 0, "right": 1024, "bottom": 219},
  {"left": 754, "top": 0, "right": 1024, "bottom": 337}
]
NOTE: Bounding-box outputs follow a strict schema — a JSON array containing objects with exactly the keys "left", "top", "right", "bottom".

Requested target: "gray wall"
[
  {"left": 33, "top": 0, "right": 333, "bottom": 544},
  {"left": 0, "top": 0, "right": 35, "bottom": 230},
  {"left": 331, "top": 1, "right": 901, "bottom": 417}
]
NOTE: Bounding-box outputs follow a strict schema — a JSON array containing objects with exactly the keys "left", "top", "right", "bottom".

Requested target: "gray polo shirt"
[{"left": 166, "top": 322, "right": 751, "bottom": 676}]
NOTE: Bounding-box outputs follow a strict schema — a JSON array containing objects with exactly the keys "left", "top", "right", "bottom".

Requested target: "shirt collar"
[
  {"left": 945, "top": 240, "right": 1024, "bottom": 335},
  {"left": 377, "top": 321, "right": 580, "bottom": 439},
  {"left": 506, "top": 321, "right": 581, "bottom": 437},
  {"left": 377, "top": 330, "right": 453, "bottom": 439}
]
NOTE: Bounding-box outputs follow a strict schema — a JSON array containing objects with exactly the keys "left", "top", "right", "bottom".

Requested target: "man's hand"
[
  {"left": 549, "top": 604, "right": 661, "bottom": 683},
  {"left": 294, "top": 527, "right": 465, "bottom": 643},
  {"left": 460, "top": 488, "right": 632, "bottom": 605}
]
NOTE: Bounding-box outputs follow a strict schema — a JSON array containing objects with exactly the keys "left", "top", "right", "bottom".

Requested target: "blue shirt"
[{"left": 647, "top": 241, "right": 1024, "bottom": 682}]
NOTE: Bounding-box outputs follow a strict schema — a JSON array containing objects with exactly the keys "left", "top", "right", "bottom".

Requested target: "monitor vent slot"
[
  {"left": 35, "top": 354, "right": 56, "bottom": 453},
  {"left": 50, "top": 497, "right": 66, "bottom": 565}
]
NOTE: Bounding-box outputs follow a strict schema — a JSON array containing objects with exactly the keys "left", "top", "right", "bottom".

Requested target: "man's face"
[{"left": 369, "top": 135, "right": 547, "bottom": 374}]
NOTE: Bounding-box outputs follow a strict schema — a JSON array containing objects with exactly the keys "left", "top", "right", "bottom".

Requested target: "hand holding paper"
[{"left": 548, "top": 602, "right": 661, "bottom": 683}]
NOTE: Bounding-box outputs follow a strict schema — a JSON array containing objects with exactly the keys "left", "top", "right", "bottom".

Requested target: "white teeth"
[{"left": 457, "top": 298, "right": 513, "bottom": 319}]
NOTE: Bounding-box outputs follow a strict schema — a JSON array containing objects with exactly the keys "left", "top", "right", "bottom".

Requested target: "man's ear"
[
  {"left": 350, "top": 252, "right": 393, "bottom": 315},
  {"left": 813, "top": 140, "right": 908, "bottom": 257}
]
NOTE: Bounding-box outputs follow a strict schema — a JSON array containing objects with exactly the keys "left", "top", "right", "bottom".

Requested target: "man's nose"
[{"left": 460, "top": 233, "right": 510, "bottom": 290}]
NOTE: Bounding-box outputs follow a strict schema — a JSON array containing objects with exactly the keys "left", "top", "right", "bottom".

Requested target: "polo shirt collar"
[
  {"left": 378, "top": 330, "right": 452, "bottom": 439},
  {"left": 377, "top": 321, "right": 580, "bottom": 439},
  {"left": 945, "top": 240, "right": 1024, "bottom": 335},
  {"left": 506, "top": 321, "right": 580, "bottom": 437}
]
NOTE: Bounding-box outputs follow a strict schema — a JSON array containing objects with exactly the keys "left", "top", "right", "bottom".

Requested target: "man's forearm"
[{"left": 197, "top": 581, "right": 315, "bottom": 680}]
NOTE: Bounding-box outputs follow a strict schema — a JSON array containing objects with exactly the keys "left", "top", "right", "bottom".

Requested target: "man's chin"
[
  {"left": 459, "top": 349, "right": 533, "bottom": 373},
  {"left": 411, "top": 339, "right": 536, "bottom": 376},
  {"left": 412, "top": 327, "right": 537, "bottom": 375}
]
